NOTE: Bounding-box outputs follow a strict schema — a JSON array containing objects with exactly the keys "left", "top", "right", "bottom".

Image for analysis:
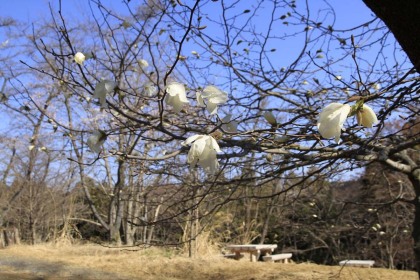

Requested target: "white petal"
[
  {"left": 208, "top": 93, "right": 228, "bottom": 104},
  {"left": 143, "top": 82, "right": 156, "bottom": 96},
  {"left": 221, "top": 114, "right": 238, "bottom": 133},
  {"left": 226, "top": 121, "right": 238, "bottom": 133},
  {"left": 357, "top": 104, "right": 378, "bottom": 128},
  {"left": 103, "top": 81, "right": 116, "bottom": 93},
  {"left": 166, "top": 82, "right": 185, "bottom": 98},
  {"left": 201, "top": 85, "right": 220, "bottom": 98},
  {"left": 196, "top": 92, "right": 205, "bottom": 107},
  {"left": 221, "top": 114, "right": 232, "bottom": 123},
  {"left": 209, "top": 136, "right": 222, "bottom": 153},
  {"left": 263, "top": 111, "right": 277, "bottom": 126},
  {"left": 199, "top": 150, "right": 219, "bottom": 174},
  {"left": 139, "top": 59, "right": 149, "bottom": 68},
  {"left": 74, "top": 52, "right": 86, "bottom": 65},
  {"left": 182, "top": 134, "right": 202, "bottom": 146},
  {"left": 93, "top": 82, "right": 105, "bottom": 98},
  {"left": 93, "top": 80, "right": 116, "bottom": 108},
  {"left": 205, "top": 86, "right": 228, "bottom": 104},
  {"left": 165, "top": 82, "right": 189, "bottom": 112},
  {"left": 87, "top": 130, "right": 107, "bottom": 153},
  {"left": 177, "top": 90, "right": 189, "bottom": 103},
  {"left": 165, "top": 94, "right": 183, "bottom": 113},
  {"left": 202, "top": 86, "right": 228, "bottom": 104},
  {"left": 317, "top": 103, "right": 351, "bottom": 143},
  {"left": 206, "top": 101, "right": 219, "bottom": 115},
  {"left": 187, "top": 136, "right": 208, "bottom": 165}
]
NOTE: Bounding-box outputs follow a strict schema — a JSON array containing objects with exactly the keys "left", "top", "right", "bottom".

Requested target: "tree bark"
[
  {"left": 409, "top": 169, "right": 420, "bottom": 274},
  {"left": 146, "top": 199, "right": 162, "bottom": 245},
  {"left": 362, "top": 0, "right": 420, "bottom": 73}
]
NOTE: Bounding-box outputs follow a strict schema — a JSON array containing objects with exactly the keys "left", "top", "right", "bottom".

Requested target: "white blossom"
[
  {"left": 0, "top": 39, "right": 9, "bottom": 48},
  {"left": 87, "top": 130, "right": 107, "bottom": 154},
  {"left": 196, "top": 85, "right": 228, "bottom": 115},
  {"left": 139, "top": 59, "right": 149, "bottom": 68},
  {"left": 373, "top": 83, "right": 381, "bottom": 91},
  {"left": 356, "top": 104, "right": 378, "bottom": 128},
  {"left": 317, "top": 103, "right": 351, "bottom": 143},
  {"left": 74, "top": 52, "right": 86, "bottom": 65},
  {"left": 220, "top": 114, "right": 238, "bottom": 133},
  {"left": 165, "top": 82, "right": 189, "bottom": 113},
  {"left": 182, "top": 134, "right": 222, "bottom": 174},
  {"left": 93, "top": 80, "right": 116, "bottom": 108},
  {"left": 263, "top": 111, "right": 277, "bottom": 126},
  {"left": 143, "top": 82, "right": 157, "bottom": 97}
]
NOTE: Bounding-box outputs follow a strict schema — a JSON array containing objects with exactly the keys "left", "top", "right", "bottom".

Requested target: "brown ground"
[{"left": 0, "top": 244, "right": 417, "bottom": 280}]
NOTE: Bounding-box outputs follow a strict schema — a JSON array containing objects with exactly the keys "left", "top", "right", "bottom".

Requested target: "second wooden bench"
[{"left": 262, "top": 253, "right": 292, "bottom": 263}]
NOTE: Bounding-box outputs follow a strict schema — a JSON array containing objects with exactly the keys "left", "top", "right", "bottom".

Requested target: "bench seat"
[
  {"left": 262, "top": 253, "right": 292, "bottom": 263},
  {"left": 339, "top": 260, "right": 375, "bottom": 268}
]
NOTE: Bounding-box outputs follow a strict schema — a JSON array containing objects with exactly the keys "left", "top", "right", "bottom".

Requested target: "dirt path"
[{"left": 0, "top": 254, "right": 128, "bottom": 280}]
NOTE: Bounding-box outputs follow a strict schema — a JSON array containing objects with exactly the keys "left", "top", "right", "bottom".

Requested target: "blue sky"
[
  {"left": 0, "top": 0, "right": 376, "bottom": 54},
  {"left": 0, "top": 0, "right": 373, "bottom": 26}
]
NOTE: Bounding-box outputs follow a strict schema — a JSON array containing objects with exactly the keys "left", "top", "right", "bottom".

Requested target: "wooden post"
[{"left": 0, "top": 228, "right": 5, "bottom": 248}]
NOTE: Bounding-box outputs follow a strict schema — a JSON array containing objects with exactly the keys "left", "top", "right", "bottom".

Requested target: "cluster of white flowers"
[
  {"left": 83, "top": 69, "right": 234, "bottom": 174},
  {"left": 182, "top": 134, "right": 222, "bottom": 174},
  {"left": 80, "top": 54, "right": 380, "bottom": 175},
  {"left": 164, "top": 82, "right": 233, "bottom": 174},
  {"left": 164, "top": 83, "right": 229, "bottom": 116},
  {"left": 317, "top": 102, "right": 378, "bottom": 143},
  {"left": 196, "top": 85, "right": 228, "bottom": 115}
]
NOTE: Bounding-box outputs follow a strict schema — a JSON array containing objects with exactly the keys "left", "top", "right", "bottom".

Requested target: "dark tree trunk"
[
  {"left": 362, "top": 0, "right": 420, "bottom": 73},
  {"left": 409, "top": 170, "right": 420, "bottom": 274},
  {"left": 362, "top": 1, "right": 420, "bottom": 273}
]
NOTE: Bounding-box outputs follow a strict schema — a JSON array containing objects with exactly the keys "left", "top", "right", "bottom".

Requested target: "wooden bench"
[
  {"left": 226, "top": 244, "right": 277, "bottom": 262},
  {"left": 262, "top": 253, "right": 292, "bottom": 263},
  {"left": 339, "top": 260, "right": 375, "bottom": 268}
]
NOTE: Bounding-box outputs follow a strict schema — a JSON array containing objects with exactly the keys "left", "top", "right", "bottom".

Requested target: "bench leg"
[{"left": 250, "top": 252, "right": 257, "bottom": 262}]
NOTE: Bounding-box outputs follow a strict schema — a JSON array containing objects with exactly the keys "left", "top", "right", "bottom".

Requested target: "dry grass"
[{"left": 0, "top": 243, "right": 417, "bottom": 280}]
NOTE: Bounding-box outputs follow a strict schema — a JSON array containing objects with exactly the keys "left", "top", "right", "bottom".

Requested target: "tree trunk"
[
  {"left": 410, "top": 169, "right": 420, "bottom": 275},
  {"left": 146, "top": 199, "right": 162, "bottom": 245},
  {"left": 362, "top": 0, "right": 420, "bottom": 73},
  {"left": 124, "top": 198, "right": 135, "bottom": 246},
  {"left": 108, "top": 160, "right": 126, "bottom": 245}
]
